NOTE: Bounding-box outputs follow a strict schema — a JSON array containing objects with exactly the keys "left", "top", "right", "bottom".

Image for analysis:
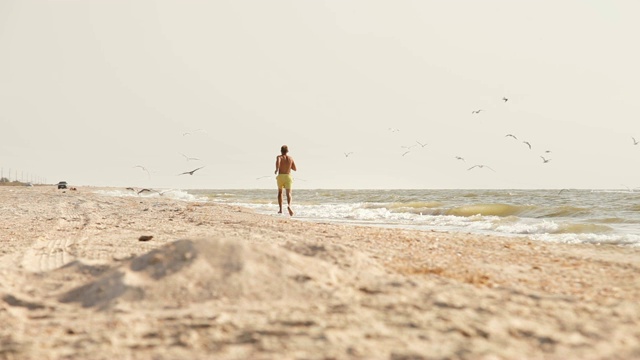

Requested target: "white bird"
[
  {"left": 472, "top": 109, "right": 483, "bottom": 114},
  {"left": 388, "top": 128, "right": 400, "bottom": 132},
  {"left": 505, "top": 134, "right": 518, "bottom": 140},
  {"left": 633, "top": 137, "right": 639, "bottom": 145},
  {"left": 344, "top": 152, "right": 354, "bottom": 157},
  {"left": 181, "top": 153, "right": 200, "bottom": 162},
  {"left": 522, "top": 141, "right": 532, "bottom": 150},
  {"left": 416, "top": 141, "right": 428, "bottom": 148},
  {"left": 402, "top": 151, "right": 411, "bottom": 157},
  {"left": 541, "top": 156, "right": 551, "bottom": 163},
  {"left": 133, "top": 165, "right": 150, "bottom": 178},
  {"left": 468, "top": 164, "right": 496, "bottom": 172},
  {"left": 455, "top": 156, "right": 465, "bottom": 162},
  {"left": 502, "top": 97, "right": 508, "bottom": 102},
  {"left": 178, "top": 166, "right": 205, "bottom": 176},
  {"left": 182, "top": 129, "right": 205, "bottom": 136}
]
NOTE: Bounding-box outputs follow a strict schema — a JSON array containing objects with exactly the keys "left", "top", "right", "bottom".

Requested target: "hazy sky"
[{"left": 2, "top": 0, "right": 639, "bottom": 189}]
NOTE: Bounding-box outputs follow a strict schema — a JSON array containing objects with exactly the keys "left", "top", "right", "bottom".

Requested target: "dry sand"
[{"left": 0, "top": 186, "right": 639, "bottom": 360}]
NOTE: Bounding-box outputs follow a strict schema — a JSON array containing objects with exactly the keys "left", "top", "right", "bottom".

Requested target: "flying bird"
[
  {"left": 133, "top": 165, "right": 151, "bottom": 178},
  {"left": 633, "top": 137, "right": 639, "bottom": 145},
  {"left": 401, "top": 151, "right": 411, "bottom": 157},
  {"left": 181, "top": 153, "right": 200, "bottom": 162},
  {"left": 416, "top": 141, "right": 428, "bottom": 148},
  {"left": 468, "top": 164, "right": 496, "bottom": 172},
  {"left": 178, "top": 166, "right": 205, "bottom": 176},
  {"left": 182, "top": 129, "right": 205, "bottom": 136},
  {"left": 388, "top": 128, "right": 400, "bottom": 132},
  {"left": 505, "top": 134, "right": 518, "bottom": 140},
  {"left": 522, "top": 141, "right": 532, "bottom": 150},
  {"left": 344, "top": 152, "right": 354, "bottom": 157},
  {"left": 540, "top": 156, "right": 551, "bottom": 163},
  {"left": 502, "top": 97, "right": 508, "bottom": 102},
  {"left": 401, "top": 144, "right": 417, "bottom": 150},
  {"left": 455, "top": 156, "right": 465, "bottom": 162},
  {"left": 471, "top": 109, "right": 483, "bottom": 114}
]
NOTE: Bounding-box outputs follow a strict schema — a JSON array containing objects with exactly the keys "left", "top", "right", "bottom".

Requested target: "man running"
[{"left": 275, "top": 145, "right": 297, "bottom": 216}]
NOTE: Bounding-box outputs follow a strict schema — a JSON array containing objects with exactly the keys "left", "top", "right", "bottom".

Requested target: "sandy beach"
[{"left": 1, "top": 186, "right": 639, "bottom": 360}]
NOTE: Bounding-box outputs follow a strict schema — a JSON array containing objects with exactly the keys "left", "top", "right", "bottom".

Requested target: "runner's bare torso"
[{"left": 275, "top": 155, "right": 297, "bottom": 175}]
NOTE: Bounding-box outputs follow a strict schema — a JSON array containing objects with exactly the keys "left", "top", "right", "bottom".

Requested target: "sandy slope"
[{"left": 1, "top": 186, "right": 639, "bottom": 360}]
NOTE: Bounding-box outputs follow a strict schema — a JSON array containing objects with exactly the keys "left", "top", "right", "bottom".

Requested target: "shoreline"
[{"left": 1, "top": 186, "right": 639, "bottom": 359}]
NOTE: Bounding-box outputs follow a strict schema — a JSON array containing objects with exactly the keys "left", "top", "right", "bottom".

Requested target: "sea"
[{"left": 98, "top": 188, "right": 640, "bottom": 247}]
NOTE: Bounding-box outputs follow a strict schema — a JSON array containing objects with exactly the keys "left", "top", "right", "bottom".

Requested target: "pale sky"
[{"left": 1, "top": 0, "right": 639, "bottom": 190}]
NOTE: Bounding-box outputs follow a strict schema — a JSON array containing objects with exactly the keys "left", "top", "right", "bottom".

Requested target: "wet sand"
[{"left": 1, "top": 186, "right": 639, "bottom": 359}]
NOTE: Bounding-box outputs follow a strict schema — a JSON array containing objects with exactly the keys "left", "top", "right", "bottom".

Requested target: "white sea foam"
[
  {"left": 531, "top": 232, "right": 640, "bottom": 246},
  {"left": 103, "top": 188, "right": 640, "bottom": 247},
  {"left": 95, "top": 189, "right": 204, "bottom": 202},
  {"left": 232, "top": 200, "right": 640, "bottom": 246}
]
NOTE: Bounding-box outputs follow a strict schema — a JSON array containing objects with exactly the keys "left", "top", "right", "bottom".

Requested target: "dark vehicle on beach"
[{"left": 57, "top": 181, "right": 68, "bottom": 189}]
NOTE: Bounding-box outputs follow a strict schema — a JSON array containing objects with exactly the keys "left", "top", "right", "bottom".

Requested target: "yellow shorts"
[{"left": 276, "top": 174, "right": 293, "bottom": 189}]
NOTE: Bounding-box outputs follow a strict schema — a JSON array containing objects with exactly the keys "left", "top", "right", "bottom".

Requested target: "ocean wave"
[
  {"left": 537, "top": 205, "right": 591, "bottom": 218},
  {"left": 364, "top": 201, "right": 444, "bottom": 215},
  {"left": 95, "top": 189, "right": 202, "bottom": 202},
  {"left": 443, "top": 203, "right": 593, "bottom": 219},
  {"left": 446, "top": 203, "right": 533, "bottom": 217},
  {"left": 588, "top": 217, "right": 631, "bottom": 224}
]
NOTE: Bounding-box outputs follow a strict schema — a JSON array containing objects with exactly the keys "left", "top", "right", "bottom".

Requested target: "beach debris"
[{"left": 138, "top": 235, "right": 154, "bottom": 242}]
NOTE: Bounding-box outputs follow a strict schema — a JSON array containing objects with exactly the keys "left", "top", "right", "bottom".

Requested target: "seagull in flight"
[
  {"left": 505, "top": 134, "right": 518, "bottom": 140},
  {"left": 401, "top": 144, "right": 417, "bottom": 150},
  {"left": 181, "top": 153, "right": 200, "bottom": 162},
  {"left": 388, "top": 127, "right": 400, "bottom": 132},
  {"left": 416, "top": 141, "right": 428, "bottom": 148},
  {"left": 471, "top": 109, "right": 483, "bottom": 114},
  {"left": 178, "top": 166, "right": 205, "bottom": 176},
  {"left": 502, "top": 97, "right": 508, "bottom": 102},
  {"left": 344, "top": 152, "right": 354, "bottom": 157},
  {"left": 455, "top": 156, "right": 465, "bottom": 162},
  {"left": 182, "top": 129, "right": 205, "bottom": 136},
  {"left": 137, "top": 188, "right": 174, "bottom": 196},
  {"left": 633, "top": 137, "right": 639, "bottom": 145},
  {"left": 522, "top": 141, "right": 532, "bottom": 150},
  {"left": 133, "top": 165, "right": 151, "bottom": 178},
  {"left": 468, "top": 164, "right": 496, "bottom": 172},
  {"left": 540, "top": 156, "right": 551, "bottom": 163},
  {"left": 401, "top": 151, "right": 411, "bottom": 157}
]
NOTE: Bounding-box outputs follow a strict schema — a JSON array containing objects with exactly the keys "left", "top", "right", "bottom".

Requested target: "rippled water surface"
[{"left": 193, "top": 189, "right": 640, "bottom": 247}]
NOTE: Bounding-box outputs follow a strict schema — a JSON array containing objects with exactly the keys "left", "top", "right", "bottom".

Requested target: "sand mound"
[{"left": 59, "top": 236, "right": 380, "bottom": 310}]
